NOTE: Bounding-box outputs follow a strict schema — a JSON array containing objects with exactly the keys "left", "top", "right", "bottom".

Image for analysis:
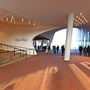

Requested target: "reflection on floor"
[{"left": 0, "top": 52, "right": 90, "bottom": 90}]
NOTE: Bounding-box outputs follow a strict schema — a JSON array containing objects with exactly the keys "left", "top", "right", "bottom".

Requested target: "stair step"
[{"left": 0, "top": 54, "right": 32, "bottom": 67}]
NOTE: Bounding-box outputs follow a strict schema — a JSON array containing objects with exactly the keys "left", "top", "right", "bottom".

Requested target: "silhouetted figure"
[
  {"left": 44, "top": 46, "right": 46, "bottom": 51},
  {"left": 79, "top": 45, "right": 83, "bottom": 55},
  {"left": 48, "top": 45, "right": 51, "bottom": 54},
  {"left": 53, "top": 46, "right": 56, "bottom": 54},
  {"left": 38, "top": 45, "right": 40, "bottom": 50},
  {"left": 83, "top": 46, "right": 87, "bottom": 56},
  {"left": 61, "top": 45, "right": 65, "bottom": 56},
  {"left": 87, "top": 45, "right": 90, "bottom": 56},
  {"left": 57, "top": 45, "right": 59, "bottom": 53}
]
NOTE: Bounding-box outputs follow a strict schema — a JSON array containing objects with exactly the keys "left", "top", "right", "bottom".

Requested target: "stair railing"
[{"left": 0, "top": 43, "right": 35, "bottom": 62}]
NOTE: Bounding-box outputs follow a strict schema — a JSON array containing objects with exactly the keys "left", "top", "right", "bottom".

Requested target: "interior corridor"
[{"left": 0, "top": 52, "right": 90, "bottom": 90}]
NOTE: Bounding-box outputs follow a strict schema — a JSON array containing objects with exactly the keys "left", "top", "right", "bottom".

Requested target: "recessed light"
[
  {"left": 11, "top": 19, "right": 12, "bottom": 23},
  {"left": 76, "top": 16, "right": 78, "bottom": 18},
  {"left": 86, "top": 20, "right": 88, "bottom": 23},
  {"left": 1, "top": 19, "right": 3, "bottom": 21},
  {"left": 80, "top": 19, "right": 82, "bottom": 22},
  {"left": 78, "top": 18, "right": 80, "bottom": 20},
  {"left": 79, "top": 22, "right": 82, "bottom": 25},
  {"left": 82, "top": 15, "right": 84, "bottom": 18},
  {"left": 34, "top": 21, "right": 35, "bottom": 26},
  {"left": 29, "top": 20, "right": 30, "bottom": 24},
  {"left": 6, "top": 18, "right": 8, "bottom": 21},
  {"left": 80, "top": 13, "right": 82, "bottom": 16},
  {"left": 82, "top": 21, "right": 85, "bottom": 24},
  {"left": 10, "top": 16, "right": 13, "bottom": 18},
  {"left": 75, "top": 19, "right": 77, "bottom": 22},
  {"left": 22, "top": 18, "right": 24, "bottom": 22}
]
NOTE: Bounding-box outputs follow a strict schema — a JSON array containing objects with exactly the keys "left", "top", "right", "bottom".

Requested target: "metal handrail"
[
  {"left": 0, "top": 43, "right": 35, "bottom": 54},
  {"left": 0, "top": 43, "right": 35, "bottom": 62},
  {"left": 0, "top": 43, "right": 34, "bottom": 51}
]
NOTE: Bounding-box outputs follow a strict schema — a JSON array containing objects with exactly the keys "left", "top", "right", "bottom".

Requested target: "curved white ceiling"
[{"left": 0, "top": 0, "right": 90, "bottom": 30}]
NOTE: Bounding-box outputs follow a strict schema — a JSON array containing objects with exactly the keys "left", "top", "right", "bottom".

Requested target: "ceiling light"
[
  {"left": 78, "top": 22, "right": 80, "bottom": 24},
  {"left": 80, "top": 13, "right": 82, "bottom": 16},
  {"left": 82, "top": 15, "right": 84, "bottom": 18},
  {"left": 11, "top": 16, "right": 14, "bottom": 19},
  {"left": 80, "top": 19, "right": 82, "bottom": 22},
  {"left": 83, "top": 17, "right": 86, "bottom": 20},
  {"left": 81, "top": 23, "right": 82, "bottom": 25},
  {"left": 29, "top": 20, "right": 30, "bottom": 24},
  {"left": 6, "top": 18, "right": 8, "bottom": 21},
  {"left": 22, "top": 18, "right": 24, "bottom": 22},
  {"left": 76, "top": 16, "right": 78, "bottom": 18},
  {"left": 78, "top": 18, "right": 80, "bottom": 20},
  {"left": 79, "top": 22, "right": 82, "bottom": 25},
  {"left": 85, "top": 20, "right": 88, "bottom": 23},
  {"left": 1, "top": 19, "right": 3, "bottom": 21},
  {"left": 34, "top": 21, "right": 35, "bottom": 26},
  {"left": 81, "top": 20, "right": 84, "bottom": 23},
  {"left": 77, "top": 20, "right": 79, "bottom": 24},
  {"left": 11, "top": 19, "right": 12, "bottom": 23},
  {"left": 77, "top": 23, "right": 79, "bottom": 26},
  {"left": 82, "top": 21, "right": 85, "bottom": 24},
  {"left": 75, "top": 19, "right": 77, "bottom": 22}
]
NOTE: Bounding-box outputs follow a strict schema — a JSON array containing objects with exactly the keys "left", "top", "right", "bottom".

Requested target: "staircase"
[{"left": 0, "top": 43, "right": 35, "bottom": 67}]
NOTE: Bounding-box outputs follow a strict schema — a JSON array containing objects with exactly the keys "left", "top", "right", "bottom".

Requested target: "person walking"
[
  {"left": 53, "top": 46, "right": 56, "bottom": 54},
  {"left": 57, "top": 45, "right": 59, "bottom": 53},
  {"left": 87, "top": 45, "right": 90, "bottom": 56},
  {"left": 83, "top": 46, "right": 87, "bottom": 56},
  {"left": 61, "top": 45, "right": 65, "bottom": 56},
  {"left": 79, "top": 45, "right": 83, "bottom": 55},
  {"left": 48, "top": 45, "right": 51, "bottom": 54}
]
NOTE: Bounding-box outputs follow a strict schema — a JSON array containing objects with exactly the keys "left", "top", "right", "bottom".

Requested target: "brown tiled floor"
[{"left": 0, "top": 52, "right": 90, "bottom": 90}]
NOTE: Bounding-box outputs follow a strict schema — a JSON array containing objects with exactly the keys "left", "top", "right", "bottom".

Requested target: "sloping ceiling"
[{"left": 0, "top": 0, "right": 90, "bottom": 31}]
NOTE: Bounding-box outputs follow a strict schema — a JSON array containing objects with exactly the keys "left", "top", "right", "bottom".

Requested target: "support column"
[
  {"left": 45, "top": 33, "right": 54, "bottom": 53},
  {"left": 64, "top": 13, "right": 74, "bottom": 61},
  {"left": 40, "top": 40, "right": 44, "bottom": 51},
  {"left": 34, "top": 40, "right": 37, "bottom": 50}
]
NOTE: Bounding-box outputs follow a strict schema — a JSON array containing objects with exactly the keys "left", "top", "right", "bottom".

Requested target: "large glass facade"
[{"left": 51, "top": 28, "right": 89, "bottom": 50}]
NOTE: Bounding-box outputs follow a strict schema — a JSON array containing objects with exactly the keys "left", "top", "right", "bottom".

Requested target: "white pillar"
[
  {"left": 33, "top": 40, "right": 37, "bottom": 49},
  {"left": 45, "top": 33, "right": 54, "bottom": 53},
  {"left": 40, "top": 40, "right": 44, "bottom": 51},
  {"left": 64, "top": 13, "right": 74, "bottom": 61}
]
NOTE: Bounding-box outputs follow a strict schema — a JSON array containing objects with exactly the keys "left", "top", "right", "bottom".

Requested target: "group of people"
[
  {"left": 37, "top": 44, "right": 90, "bottom": 57},
  {"left": 48, "top": 45, "right": 65, "bottom": 56},
  {"left": 48, "top": 45, "right": 58, "bottom": 54},
  {"left": 52, "top": 45, "right": 59, "bottom": 54},
  {"left": 79, "top": 45, "right": 90, "bottom": 56}
]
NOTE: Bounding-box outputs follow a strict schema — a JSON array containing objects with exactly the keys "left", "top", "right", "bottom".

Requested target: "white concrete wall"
[{"left": 0, "top": 23, "right": 56, "bottom": 55}]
